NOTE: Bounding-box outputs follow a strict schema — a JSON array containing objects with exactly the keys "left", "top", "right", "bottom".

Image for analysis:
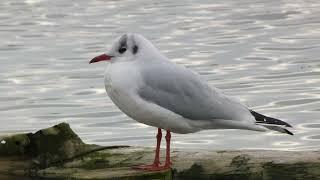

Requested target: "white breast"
[
  {"left": 104, "top": 61, "right": 141, "bottom": 109},
  {"left": 104, "top": 61, "right": 149, "bottom": 120}
]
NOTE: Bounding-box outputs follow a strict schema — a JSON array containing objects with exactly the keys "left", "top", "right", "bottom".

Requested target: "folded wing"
[{"left": 138, "top": 60, "right": 254, "bottom": 122}]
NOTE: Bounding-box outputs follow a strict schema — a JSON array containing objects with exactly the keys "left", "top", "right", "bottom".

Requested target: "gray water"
[{"left": 1, "top": 0, "right": 320, "bottom": 151}]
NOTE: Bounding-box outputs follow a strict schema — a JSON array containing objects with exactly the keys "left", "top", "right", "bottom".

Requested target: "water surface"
[{"left": 1, "top": 0, "right": 320, "bottom": 151}]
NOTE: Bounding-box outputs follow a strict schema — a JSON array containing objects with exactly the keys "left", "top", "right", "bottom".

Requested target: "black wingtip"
[
  {"left": 286, "top": 123, "right": 293, "bottom": 128},
  {"left": 284, "top": 129, "right": 294, "bottom": 136},
  {"left": 280, "top": 121, "right": 293, "bottom": 128},
  {"left": 250, "top": 110, "right": 293, "bottom": 128}
]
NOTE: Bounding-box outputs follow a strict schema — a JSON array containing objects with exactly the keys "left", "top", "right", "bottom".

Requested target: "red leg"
[
  {"left": 133, "top": 128, "right": 163, "bottom": 170},
  {"left": 153, "top": 128, "right": 162, "bottom": 165},
  {"left": 163, "top": 130, "right": 172, "bottom": 169}
]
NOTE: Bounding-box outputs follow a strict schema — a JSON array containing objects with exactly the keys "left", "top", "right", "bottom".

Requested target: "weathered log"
[{"left": 0, "top": 123, "right": 319, "bottom": 180}]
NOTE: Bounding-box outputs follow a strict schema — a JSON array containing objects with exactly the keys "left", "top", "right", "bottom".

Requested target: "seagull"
[{"left": 89, "top": 33, "right": 293, "bottom": 171}]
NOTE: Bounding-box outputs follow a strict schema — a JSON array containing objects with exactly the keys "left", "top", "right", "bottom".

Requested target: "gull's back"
[{"left": 137, "top": 55, "right": 255, "bottom": 123}]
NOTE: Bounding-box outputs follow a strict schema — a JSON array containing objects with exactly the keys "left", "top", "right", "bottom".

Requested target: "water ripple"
[{"left": 0, "top": 0, "right": 319, "bottom": 151}]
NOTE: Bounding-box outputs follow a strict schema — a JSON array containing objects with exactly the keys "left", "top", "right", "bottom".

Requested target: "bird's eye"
[{"left": 118, "top": 47, "right": 127, "bottom": 54}]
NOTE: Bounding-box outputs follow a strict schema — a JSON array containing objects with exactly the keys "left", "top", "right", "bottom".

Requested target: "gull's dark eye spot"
[
  {"left": 133, "top": 45, "right": 138, "bottom": 54},
  {"left": 118, "top": 47, "right": 126, "bottom": 54}
]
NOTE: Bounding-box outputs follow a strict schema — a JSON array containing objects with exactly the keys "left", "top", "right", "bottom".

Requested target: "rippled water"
[{"left": 1, "top": 0, "right": 320, "bottom": 151}]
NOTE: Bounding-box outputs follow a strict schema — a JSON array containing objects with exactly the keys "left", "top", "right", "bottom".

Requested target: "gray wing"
[{"left": 138, "top": 59, "right": 252, "bottom": 121}]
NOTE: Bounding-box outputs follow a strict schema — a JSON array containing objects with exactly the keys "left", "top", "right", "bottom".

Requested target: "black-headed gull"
[{"left": 89, "top": 33, "right": 293, "bottom": 171}]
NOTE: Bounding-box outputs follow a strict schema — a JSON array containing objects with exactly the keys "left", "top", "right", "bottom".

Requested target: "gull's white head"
[{"left": 89, "top": 33, "right": 158, "bottom": 64}]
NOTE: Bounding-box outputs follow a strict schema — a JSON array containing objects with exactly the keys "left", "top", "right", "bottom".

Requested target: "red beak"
[{"left": 89, "top": 54, "right": 113, "bottom": 64}]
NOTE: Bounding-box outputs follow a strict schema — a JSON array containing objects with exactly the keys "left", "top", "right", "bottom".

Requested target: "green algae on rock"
[
  {"left": 0, "top": 123, "right": 171, "bottom": 180},
  {"left": 0, "top": 133, "right": 30, "bottom": 156},
  {"left": 0, "top": 123, "right": 94, "bottom": 168}
]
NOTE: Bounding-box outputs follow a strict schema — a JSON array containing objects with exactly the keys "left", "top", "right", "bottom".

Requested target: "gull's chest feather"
[
  {"left": 104, "top": 62, "right": 143, "bottom": 111},
  {"left": 105, "top": 62, "right": 141, "bottom": 93}
]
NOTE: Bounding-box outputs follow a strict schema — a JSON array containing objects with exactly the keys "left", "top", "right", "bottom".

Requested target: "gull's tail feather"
[
  {"left": 258, "top": 123, "right": 294, "bottom": 135},
  {"left": 250, "top": 110, "right": 294, "bottom": 135}
]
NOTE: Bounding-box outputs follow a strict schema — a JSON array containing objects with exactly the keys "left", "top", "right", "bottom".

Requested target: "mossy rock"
[
  {"left": 26, "top": 123, "right": 85, "bottom": 157},
  {"left": 27, "top": 123, "right": 92, "bottom": 168},
  {"left": 1, "top": 123, "right": 320, "bottom": 180},
  {"left": 0, "top": 133, "right": 30, "bottom": 156},
  {"left": 0, "top": 123, "right": 172, "bottom": 180},
  {"left": 0, "top": 123, "right": 93, "bottom": 168}
]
